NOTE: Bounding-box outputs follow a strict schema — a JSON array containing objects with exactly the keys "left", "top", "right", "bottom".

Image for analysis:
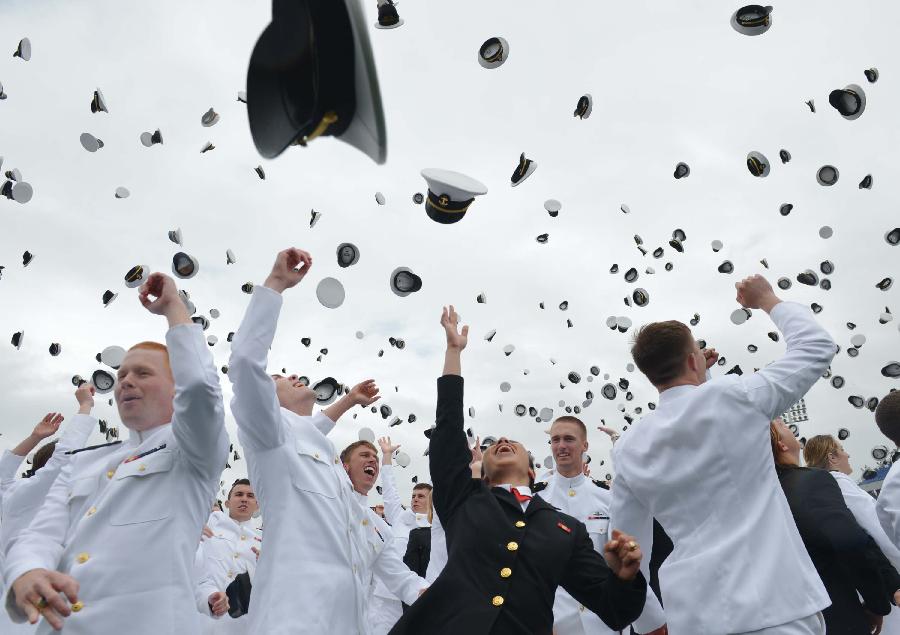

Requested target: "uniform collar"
[
  {"left": 554, "top": 471, "right": 586, "bottom": 489},
  {"left": 658, "top": 383, "right": 696, "bottom": 404},
  {"left": 126, "top": 421, "right": 170, "bottom": 447},
  {"left": 495, "top": 484, "right": 532, "bottom": 497}
]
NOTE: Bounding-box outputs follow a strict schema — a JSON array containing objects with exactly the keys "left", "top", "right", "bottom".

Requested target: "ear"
[
  {"left": 686, "top": 350, "right": 700, "bottom": 374},
  {"left": 528, "top": 467, "right": 535, "bottom": 483},
  {"left": 583, "top": 439, "right": 589, "bottom": 452}
]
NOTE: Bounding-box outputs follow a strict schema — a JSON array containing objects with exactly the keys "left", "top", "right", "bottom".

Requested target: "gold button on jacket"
[
  {"left": 500, "top": 567, "right": 512, "bottom": 578},
  {"left": 515, "top": 520, "right": 525, "bottom": 528},
  {"left": 492, "top": 595, "right": 504, "bottom": 607},
  {"left": 76, "top": 553, "right": 90, "bottom": 564},
  {"left": 506, "top": 541, "right": 518, "bottom": 551}
]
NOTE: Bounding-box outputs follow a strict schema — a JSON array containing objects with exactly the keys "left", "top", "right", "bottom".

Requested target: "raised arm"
[
  {"left": 373, "top": 530, "right": 428, "bottom": 605},
  {"left": 229, "top": 248, "right": 312, "bottom": 451},
  {"left": 378, "top": 436, "right": 416, "bottom": 529},
  {"left": 733, "top": 275, "right": 836, "bottom": 419},
  {"left": 1, "top": 388, "right": 97, "bottom": 555},
  {"left": 138, "top": 273, "right": 227, "bottom": 480},
  {"left": 429, "top": 306, "right": 477, "bottom": 523},
  {"left": 324, "top": 380, "right": 380, "bottom": 425},
  {"left": 0, "top": 413, "right": 64, "bottom": 496}
]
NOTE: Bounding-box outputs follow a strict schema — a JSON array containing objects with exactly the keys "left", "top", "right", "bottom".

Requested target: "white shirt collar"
[{"left": 495, "top": 484, "right": 532, "bottom": 497}]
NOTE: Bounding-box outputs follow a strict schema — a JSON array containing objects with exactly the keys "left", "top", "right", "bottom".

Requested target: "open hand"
[
  {"left": 208, "top": 591, "right": 229, "bottom": 617},
  {"left": 597, "top": 426, "right": 620, "bottom": 444},
  {"left": 378, "top": 436, "right": 401, "bottom": 457},
  {"left": 264, "top": 248, "right": 312, "bottom": 294},
  {"left": 441, "top": 305, "right": 468, "bottom": 351},
  {"left": 603, "top": 529, "right": 643, "bottom": 582},
  {"left": 12, "top": 568, "right": 80, "bottom": 629},
  {"left": 32, "top": 413, "right": 64, "bottom": 439},
  {"left": 470, "top": 436, "right": 484, "bottom": 465},
  {"left": 348, "top": 379, "right": 380, "bottom": 407}
]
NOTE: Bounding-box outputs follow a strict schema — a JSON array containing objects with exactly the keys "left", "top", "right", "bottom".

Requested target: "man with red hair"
[{"left": 5, "top": 272, "right": 228, "bottom": 634}]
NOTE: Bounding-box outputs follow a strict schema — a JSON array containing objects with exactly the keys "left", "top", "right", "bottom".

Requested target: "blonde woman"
[{"left": 805, "top": 434, "right": 900, "bottom": 633}]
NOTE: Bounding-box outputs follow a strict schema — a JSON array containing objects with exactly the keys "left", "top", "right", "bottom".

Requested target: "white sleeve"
[
  {"left": 380, "top": 464, "right": 416, "bottom": 530},
  {"left": 608, "top": 469, "right": 665, "bottom": 633},
  {"left": 373, "top": 535, "right": 427, "bottom": 606},
  {"left": 833, "top": 473, "right": 900, "bottom": 571},
  {"left": 168, "top": 323, "right": 228, "bottom": 481},
  {"left": 877, "top": 468, "right": 900, "bottom": 552},
  {"left": 228, "top": 286, "right": 288, "bottom": 452},
  {"left": 1, "top": 414, "right": 96, "bottom": 555},
  {"left": 310, "top": 411, "right": 336, "bottom": 437},
  {"left": 193, "top": 543, "right": 221, "bottom": 618},
  {"left": 739, "top": 302, "right": 836, "bottom": 420},
  {"left": 425, "top": 512, "right": 447, "bottom": 584},
  {"left": 4, "top": 463, "right": 73, "bottom": 620},
  {"left": 0, "top": 451, "right": 23, "bottom": 492}
]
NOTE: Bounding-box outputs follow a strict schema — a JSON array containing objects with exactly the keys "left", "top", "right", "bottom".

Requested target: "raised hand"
[
  {"left": 138, "top": 272, "right": 190, "bottom": 325},
  {"left": 348, "top": 379, "right": 380, "bottom": 407},
  {"left": 597, "top": 426, "right": 621, "bottom": 444},
  {"left": 469, "top": 436, "right": 484, "bottom": 465},
  {"left": 264, "top": 248, "right": 313, "bottom": 294},
  {"left": 208, "top": 591, "right": 229, "bottom": 617},
  {"left": 702, "top": 347, "right": 719, "bottom": 370},
  {"left": 441, "top": 305, "right": 468, "bottom": 351},
  {"left": 582, "top": 463, "right": 591, "bottom": 478},
  {"left": 378, "top": 436, "right": 400, "bottom": 465},
  {"left": 735, "top": 274, "right": 781, "bottom": 313},
  {"left": 603, "top": 529, "right": 643, "bottom": 582},
  {"left": 75, "top": 383, "right": 95, "bottom": 414},
  {"left": 32, "top": 413, "right": 63, "bottom": 439},
  {"left": 12, "top": 568, "right": 80, "bottom": 629}
]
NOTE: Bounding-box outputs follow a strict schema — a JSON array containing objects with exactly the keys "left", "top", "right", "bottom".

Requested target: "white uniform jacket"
[
  {"left": 424, "top": 511, "right": 447, "bottom": 584},
  {"left": 4, "top": 323, "right": 229, "bottom": 635},
  {"left": 229, "top": 286, "right": 425, "bottom": 635},
  {"left": 609, "top": 301, "right": 836, "bottom": 635},
  {"left": 832, "top": 471, "right": 900, "bottom": 634},
  {"left": 196, "top": 512, "right": 262, "bottom": 634},
  {"left": 372, "top": 464, "right": 430, "bottom": 602},
  {"left": 877, "top": 464, "right": 900, "bottom": 551},
  {"left": 537, "top": 471, "right": 666, "bottom": 635},
  {"left": 0, "top": 414, "right": 96, "bottom": 633}
]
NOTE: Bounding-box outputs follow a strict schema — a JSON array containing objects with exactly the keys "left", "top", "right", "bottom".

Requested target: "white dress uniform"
[
  {"left": 228, "top": 286, "right": 426, "bottom": 635},
  {"left": 831, "top": 471, "right": 900, "bottom": 634},
  {"left": 368, "top": 464, "right": 430, "bottom": 635},
  {"left": 424, "top": 511, "right": 446, "bottom": 584},
  {"left": 536, "top": 470, "right": 666, "bottom": 635},
  {"left": 195, "top": 511, "right": 262, "bottom": 635},
  {"left": 609, "top": 301, "right": 836, "bottom": 635},
  {"left": 3, "top": 323, "right": 229, "bottom": 635},
  {"left": 877, "top": 464, "right": 900, "bottom": 550},
  {"left": 0, "top": 414, "right": 96, "bottom": 633}
]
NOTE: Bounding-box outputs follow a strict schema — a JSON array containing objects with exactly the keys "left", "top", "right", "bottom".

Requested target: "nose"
[
  {"left": 119, "top": 374, "right": 134, "bottom": 389},
  {"left": 288, "top": 374, "right": 298, "bottom": 382},
  {"left": 497, "top": 437, "right": 510, "bottom": 444}
]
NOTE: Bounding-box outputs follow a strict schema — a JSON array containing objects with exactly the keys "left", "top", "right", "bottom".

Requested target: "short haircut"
[
  {"left": 412, "top": 483, "right": 433, "bottom": 493},
  {"left": 551, "top": 416, "right": 587, "bottom": 440},
  {"left": 228, "top": 478, "right": 252, "bottom": 499},
  {"left": 876, "top": 390, "right": 900, "bottom": 446},
  {"left": 340, "top": 440, "right": 378, "bottom": 464},
  {"left": 128, "top": 341, "right": 171, "bottom": 374},
  {"left": 30, "top": 441, "right": 57, "bottom": 475},
  {"left": 631, "top": 321, "right": 694, "bottom": 386},
  {"left": 802, "top": 435, "right": 840, "bottom": 469}
]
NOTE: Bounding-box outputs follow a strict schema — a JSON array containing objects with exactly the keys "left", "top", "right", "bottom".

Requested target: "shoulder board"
[
  {"left": 532, "top": 481, "right": 549, "bottom": 493},
  {"left": 592, "top": 479, "right": 610, "bottom": 490},
  {"left": 65, "top": 440, "right": 123, "bottom": 455}
]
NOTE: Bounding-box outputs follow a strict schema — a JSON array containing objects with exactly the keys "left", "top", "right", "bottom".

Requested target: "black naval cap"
[
  {"left": 828, "top": 84, "right": 866, "bottom": 120},
  {"left": 374, "top": 0, "right": 403, "bottom": 29},
  {"left": 247, "top": 0, "right": 387, "bottom": 164},
  {"left": 730, "top": 5, "right": 773, "bottom": 36},
  {"left": 390, "top": 267, "right": 422, "bottom": 297},
  {"left": 478, "top": 37, "right": 509, "bottom": 69},
  {"left": 673, "top": 162, "right": 690, "bottom": 179},
  {"left": 336, "top": 243, "right": 360, "bottom": 268}
]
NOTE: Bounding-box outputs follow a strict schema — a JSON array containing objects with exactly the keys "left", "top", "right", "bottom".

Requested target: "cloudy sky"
[{"left": 1, "top": 0, "right": 898, "bottom": 505}]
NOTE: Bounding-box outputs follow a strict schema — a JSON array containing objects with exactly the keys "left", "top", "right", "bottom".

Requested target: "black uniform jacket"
[
  {"left": 390, "top": 375, "right": 646, "bottom": 635},
  {"left": 776, "top": 464, "right": 899, "bottom": 635}
]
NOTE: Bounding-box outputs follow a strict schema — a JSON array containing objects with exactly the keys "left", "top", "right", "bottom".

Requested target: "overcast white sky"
[{"left": 1, "top": 0, "right": 898, "bottom": 505}]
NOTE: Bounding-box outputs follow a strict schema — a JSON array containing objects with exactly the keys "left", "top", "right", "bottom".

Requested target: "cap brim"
[
  {"left": 247, "top": 0, "right": 386, "bottom": 164},
  {"left": 374, "top": 17, "right": 404, "bottom": 29},
  {"left": 477, "top": 37, "right": 508, "bottom": 69}
]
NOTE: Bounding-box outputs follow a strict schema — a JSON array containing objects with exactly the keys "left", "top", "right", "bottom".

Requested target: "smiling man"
[
  {"left": 195, "top": 478, "right": 262, "bottom": 634},
  {"left": 228, "top": 247, "right": 412, "bottom": 635},
  {"left": 339, "top": 439, "right": 429, "bottom": 633},
  {"left": 389, "top": 306, "right": 648, "bottom": 635},
  {"left": 5, "top": 272, "right": 228, "bottom": 634},
  {"left": 535, "top": 417, "right": 667, "bottom": 635}
]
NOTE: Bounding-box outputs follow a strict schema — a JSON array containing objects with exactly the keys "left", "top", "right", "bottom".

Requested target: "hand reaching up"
[{"left": 264, "top": 248, "right": 312, "bottom": 294}]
